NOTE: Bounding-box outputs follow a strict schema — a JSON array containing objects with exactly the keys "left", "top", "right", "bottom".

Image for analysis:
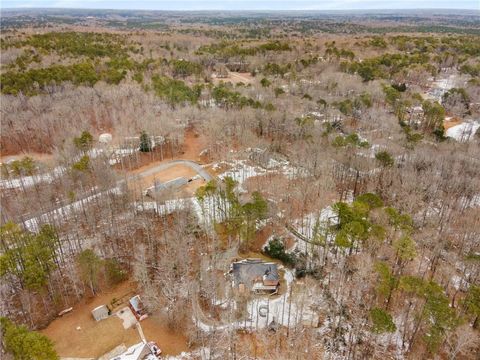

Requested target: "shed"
[
  {"left": 91, "top": 304, "right": 110, "bottom": 321},
  {"left": 154, "top": 177, "right": 188, "bottom": 192},
  {"left": 129, "top": 295, "right": 148, "bottom": 321},
  {"left": 145, "top": 177, "right": 188, "bottom": 197},
  {"left": 99, "top": 133, "right": 113, "bottom": 144}
]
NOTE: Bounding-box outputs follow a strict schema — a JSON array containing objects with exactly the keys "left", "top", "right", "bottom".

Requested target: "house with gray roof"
[{"left": 229, "top": 258, "right": 279, "bottom": 294}]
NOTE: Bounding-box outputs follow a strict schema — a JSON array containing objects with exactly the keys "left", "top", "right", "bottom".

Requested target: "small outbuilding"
[
  {"left": 144, "top": 177, "right": 189, "bottom": 197},
  {"left": 129, "top": 295, "right": 148, "bottom": 321},
  {"left": 99, "top": 133, "right": 113, "bottom": 144},
  {"left": 91, "top": 304, "right": 110, "bottom": 321}
]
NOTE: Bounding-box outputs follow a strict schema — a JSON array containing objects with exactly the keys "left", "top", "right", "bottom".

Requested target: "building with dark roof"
[{"left": 230, "top": 259, "right": 279, "bottom": 294}]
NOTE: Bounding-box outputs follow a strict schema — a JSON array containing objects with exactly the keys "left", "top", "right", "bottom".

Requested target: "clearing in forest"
[{"left": 41, "top": 281, "right": 188, "bottom": 358}]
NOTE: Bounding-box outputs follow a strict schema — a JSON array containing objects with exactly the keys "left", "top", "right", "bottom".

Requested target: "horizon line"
[{"left": 2, "top": 7, "right": 479, "bottom": 11}]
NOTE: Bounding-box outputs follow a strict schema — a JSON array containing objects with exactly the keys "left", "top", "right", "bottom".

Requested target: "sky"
[{"left": 1, "top": 0, "right": 479, "bottom": 10}]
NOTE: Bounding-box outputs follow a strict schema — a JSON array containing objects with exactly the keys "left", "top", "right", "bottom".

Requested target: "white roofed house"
[{"left": 110, "top": 341, "right": 161, "bottom": 360}]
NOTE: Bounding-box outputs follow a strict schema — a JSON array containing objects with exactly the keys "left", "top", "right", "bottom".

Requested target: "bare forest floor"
[
  {"left": 41, "top": 280, "right": 188, "bottom": 358},
  {"left": 130, "top": 129, "right": 208, "bottom": 176},
  {"left": 212, "top": 71, "right": 254, "bottom": 85}
]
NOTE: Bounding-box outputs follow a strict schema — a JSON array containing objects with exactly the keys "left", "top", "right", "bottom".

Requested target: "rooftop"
[
  {"left": 231, "top": 258, "right": 279, "bottom": 292},
  {"left": 111, "top": 342, "right": 157, "bottom": 360}
]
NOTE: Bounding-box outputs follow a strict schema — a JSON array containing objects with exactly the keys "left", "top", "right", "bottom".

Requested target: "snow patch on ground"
[
  {"left": 215, "top": 158, "right": 308, "bottom": 191},
  {"left": 0, "top": 165, "right": 65, "bottom": 189},
  {"left": 0, "top": 147, "right": 137, "bottom": 189},
  {"left": 425, "top": 74, "right": 457, "bottom": 102},
  {"left": 25, "top": 187, "right": 122, "bottom": 232},
  {"left": 194, "top": 268, "right": 320, "bottom": 332},
  {"left": 218, "top": 159, "right": 267, "bottom": 186},
  {"left": 446, "top": 120, "right": 480, "bottom": 142},
  {"left": 291, "top": 207, "right": 338, "bottom": 242},
  {"left": 451, "top": 275, "right": 469, "bottom": 291},
  {"left": 163, "top": 348, "right": 212, "bottom": 360}
]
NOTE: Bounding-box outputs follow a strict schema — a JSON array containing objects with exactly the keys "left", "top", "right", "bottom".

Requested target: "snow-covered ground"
[
  {"left": 291, "top": 207, "right": 337, "bottom": 241},
  {"left": 24, "top": 186, "right": 122, "bottom": 232},
  {"left": 0, "top": 147, "right": 137, "bottom": 190},
  {"left": 217, "top": 159, "right": 268, "bottom": 188},
  {"left": 216, "top": 157, "right": 308, "bottom": 190},
  {"left": 450, "top": 274, "right": 470, "bottom": 291},
  {"left": 137, "top": 192, "right": 230, "bottom": 230},
  {"left": 288, "top": 207, "right": 338, "bottom": 254},
  {"left": 136, "top": 198, "right": 195, "bottom": 217},
  {"left": 424, "top": 74, "right": 458, "bottom": 102},
  {"left": 0, "top": 165, "right": 65, "bottom": 189},
  {"left": 163, "top": 348, "right": 212, "bottom": 360},
  {"left": 194, "top": 268, "right": 321, "bottom": 332},
  {"left": 446, "top": 120, "right": 480, "bottom": 142}
]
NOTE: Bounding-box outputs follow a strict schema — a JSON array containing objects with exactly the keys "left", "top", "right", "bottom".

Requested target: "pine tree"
[
  {"left": 370, "top": 307, "right": 396, "bottom": 333},
  {"left": 463, "top": 285, "right": 480, "bottom": 328},
  {"left": 0, "top": 317, "right": 59, "bottom": 360},
  {"left": 375, "top": 261, "right": 397, "bottom": 305},
  {"left": 139, "top": 131, "right": 151, "bottom": 152},
  {"left": 73, "top": 131, "right": 93, "bottom": 152},
  {"left": 394, "top": 235, "right": 417, "bottom": 263}
]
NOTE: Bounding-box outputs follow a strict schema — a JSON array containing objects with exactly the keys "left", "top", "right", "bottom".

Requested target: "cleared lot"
[{"left": 41, "top": 281, "right": 188, "bottom": 358}]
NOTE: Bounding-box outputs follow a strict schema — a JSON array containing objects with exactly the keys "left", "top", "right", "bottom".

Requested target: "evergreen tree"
[
  {"left": 393, "top": 235, "right": 417, "bottom": 263},
  {"left": 463, "top": 285, "right": 480, "bottom": 328},
  {"left": 370, "top": 307, "right": 396, "bottom": 333},
  {"left": 0, "top": 223, "right": 58, "bottom": 291},
  {"left": 0, "top": 317, "right": 59, "bottom": 360},
  {"left": 260, "top": 77, "right": 271, "bottom": 87},
  {"left": 375, "top": 261, "right": 397, "bottom": 304},
  {"left": 139, "top": 131, "right": 151, "bottom": 152},
  {"left": 73, "top": 131, "right": 93, "bottom": 152},
  {"left": 375, "top": 151, "right": 395, "bottom": 168},
  {"left": 71, "top": 155, "right": 90, "bottom": 172},
  {"left": 399, "top": 276, "right": 459, "bottom": 352},
  {"left": 264, "top": 238, "right": 296, "bottom": 266},
  {"left": 422, "top": 100, "right": 446, "bottom": 133}
]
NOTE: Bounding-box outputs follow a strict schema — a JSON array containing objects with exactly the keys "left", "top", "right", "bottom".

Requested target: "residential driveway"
[
  {"left": 129, "top": 160, "right": 212, "bottom": 182},
  {"left": 22, "top": 160, "right": 213, "bottom": 231}
]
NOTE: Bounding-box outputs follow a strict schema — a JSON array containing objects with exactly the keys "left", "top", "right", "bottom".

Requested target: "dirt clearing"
[
  {"left": 444, "top": 117, "right": 462, "bottom": 130},
  {"left": 129, "top": 164, "right": 208, "bottom": 197},
  {"left": 229, "top": 72, "right": 254, "bottom": 84},
  {"left": 135, "top": 164, "right": 197, "bottom": 189},
  {"left": 213, "top": 72, "right": 254, "bottom": 85},
  {"left": 130, "top": 129, "right": 207, "bottom": 176},
  {"left": 41, "top": 281, "right": 188, "bottom": 358}
]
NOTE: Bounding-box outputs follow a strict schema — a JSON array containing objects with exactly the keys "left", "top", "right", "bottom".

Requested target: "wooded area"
[{"left": 0, "top": 8, "right": 479, "bottom": 360}]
